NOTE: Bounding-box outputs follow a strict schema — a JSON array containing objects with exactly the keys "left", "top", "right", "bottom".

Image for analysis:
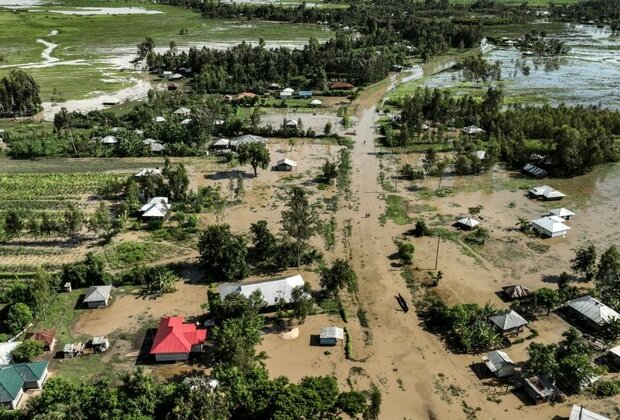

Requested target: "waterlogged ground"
[{"left": 407, "top": 24, "right": 620, "bottom": 109}]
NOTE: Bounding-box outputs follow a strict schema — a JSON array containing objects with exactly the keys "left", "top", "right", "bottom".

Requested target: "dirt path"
[{"left": 343, "top": 91, "right": 510, "bottom": 419}]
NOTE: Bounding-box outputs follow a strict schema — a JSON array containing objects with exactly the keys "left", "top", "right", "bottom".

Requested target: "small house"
[
  {"left": 100, "top": 135, "right": 118, "bottom": 145},
  {"left": 229, "top": 134, "right": 268, "bottom": 151},
  {"left": 134, "top": 168, "right": 162, "bottom": 178},
  {"left": 548, "top": 208, "right": 575, "bottom": 220},
  {"left": 456, "top": 217, "right": 480, "bottom": 230},
  {"left": 211, "top": 138, "right": 231, "bottom": 150},
  {"left": 280, "top": 88, "right": 294, "bottom": 99},
  {"left": 173, "top": 107, "right": 191, "bottom": 116},
  {"left": 168, "top": 73, "right": 183, "bottom": 81},
  {"left": 502, "top": 285, "right": 531, "bottom": 300},
  {"left": 319, "top": 327, "right": 344, "bottom": 346},
  {"left": 298, "top": 90, "right": 313, "bottom": 99},
  {"left": 462, "top": 125, "right": 485, "bottom": 135},
  {"left": 0, "top": 342, "right": 21, "bottom": 365},
  {"left": 564, "top": 295, "right": 620, "bottom": 328},
  {"left": 489, "top": 310, "right": 528, "bottom": 335},
  {"left": 25, "top": 330, "right": 56, "bottom": 352},
  {"left": 309, "top": 99, "right": 322, "bottom": 107},
  {"left": 140, "top": 197, "right": 170, "bottom": 219},
  {"left": 524, "top": 375, "right": 558, "bottom": 404},
  {"left": 482, "top": 350, "right": 516, "bottom": 378},
  {"left": 0, "top": 362, "right": 49, "bottom": 410},
  {"left": 531, "top": 216, "right": 571, "bottom": 238},
  {"left": 150, "top": 316, "right": 207, "bottom": 362},
  {"left": 62, "top": 282, "right": 72, "bottom": 293},
  {"left": 569, "top": 405, "right": 609, "bottom": 420},
  {"left": 275, "top": 158, "right": 298, "bottom": 172},
  {"left": 528, "top": 185, "right": 565, "bottom": 200},
  {"left": 154, "top": 116, "right": 166, "bottom": 123},
  {"left": 285, "top": 119, "right": 298, "bottom": 128},
  {"left": 83, "top": 285, "right": 112, "bottom": 309},
  {"left": 218, "top": 274, "right": 305, "bottom": 307},
  {"left": 522, "top": 163, "right": 548, "bottom": 178},
  {"left": 148, "top": 142, "right": 165, "bottom": 153},
  {"left": 606, "top": 346, "right": 620, "bottom": 370}
]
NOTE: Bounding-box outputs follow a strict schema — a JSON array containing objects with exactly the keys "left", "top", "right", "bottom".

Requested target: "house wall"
[
  {"left": 86, "top": 300, "right": 106, "bottom": 309},
  {"left": 496, "top": 365, "right": 515, "bottom": 378},
  {"left": 320, "top": 338, "right": 337, "bottom": 346},
  {"left": 276, "top": 164, "right": 292, "bottom": 172},
  {"left": 155, "top": 353, "right": 189, "bottom": 362}
]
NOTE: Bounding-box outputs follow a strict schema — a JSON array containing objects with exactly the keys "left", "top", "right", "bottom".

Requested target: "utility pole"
[{"left": 434, "top": 236, "right": 440, "bottom": 270}]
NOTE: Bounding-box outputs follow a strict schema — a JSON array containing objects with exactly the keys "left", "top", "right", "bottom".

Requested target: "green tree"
[
  {"left": 169, "top": 384, "right": 231, "bottom": 420},
  {"left": 321, "top": 159, "right": 338, "bottom": 184},
  {"left": 211, "top": 290, "right": 265, "bottom": 322},
  {"left": 524, "top": 342, "right": 558, "bottom": 378},
  {"left": 320, "top": 259, "right": 357, "bottom": 297},
  {"left": 595, "top": 245, "right": 620, "bottom": 309},
  {"left": 198, "top": 224, "right": 247, "bottom": 280},
  {"left": 142, "top": 267, "right": 178, "bottom": 297},
  {"left": 291, "top": 283, "right": 314, "bottom": 324},
  {"left": 238, "top": 142, "right": 270, "bottom": 177},
  {"left": 281, "top": 187, "right": 318, "bottom": 267},
  {"left": 0, "top": 69, "right": 42, "bottom": 117},
  {"left": 599, "top": 318, "right": 620, "bottom": 343},
  {"left": 30, "top": 268, "right": 55, "bottom": 315},
  {"left": 532, "top": 287, "right": 560, "bottom": 315},
  {"left": 336, "top": 391, "right": 369, "bottom": 417},
  {"left": 3, "top": 210, "right": 24, "bottom": 239},
  {"left": 557, "top": 353, "right": 605, "bottom": 394},
  {"left": 324, "top": 121, "right": 333, "bottom": 136},
  {"left": 88, "top": 202, "right": 114, "bottom": 240},
  {"left": 234, "top": 176, "right": 245, "bottom": 202},
  {"left": 12, "top": 339, "right": 45, "bottom": 363},
  {"left": 571, "top": 243, "right": 597, "bottom": 281},
  {"left": 250, "top": 220, "right": 277, "bottom": 264},
  {"left": 395, "top": 240, "right": 415, "bottom": 265},
  {"left": 62, "top": 204, "right": 84, "bottom": 242},
  {"left": 5, "top": 302, "right": 33, "bottom": 335},
  {"left": 211, "top": 313, "right": 266, "bottom": 372}
]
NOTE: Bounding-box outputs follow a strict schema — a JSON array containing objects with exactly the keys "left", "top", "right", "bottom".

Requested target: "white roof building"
[
  {"left": 149, "top": 142, "right": 165, "bottom": 152},
  {"left": 135, "top": 168, "right": 162, "bottom": 177},
  {"left": 180, "top": 118, "right": 192, "bottom": 125},
  {"left": 531, "top": 216, "right": 571, "bottom": 238},
  {"left": 154, "top": 116, "right": 166, "bottom": 123},
  {"left": 483, "top": 350, "right": 516, "bottom": 378},
  {"left": 217, "top": 274, "right": 305, "bottom": 307},
  {"left": 230, "top": 134, "right": 268, "bottom": 149},
  {"left": 549, "top": 208, "right": 575, "bottom": 220},
  {"left": 309, "top": 99, "right": 322, "bottom": 106},
  {"left": 569, "top": 405, "right": 610, "bottom": 420},
  {"left": 168, "top": 73, "right": 183, "bottom": 80},
  {"left": 473, "top": 150, "right": 486, "bottom": 160},
  {"left": 140, "top": 197, "right": 170, "bottom": 218},
  {"left": 277, "top": 158, "right": 298, "bottom": 168},
  {"left": 212, "top": 138, "right": 230, "bottom": 148},
  {"left": 101, "top": 135, "right": 118, "bottom": 145},
  {"left": 83, "top": 285, "right": 112, "bottom": 306},
  {"left": 456, "top": 217, "right": 480, "bottom": 229},
  {"left": 0, "top": 342, "right": 21, "bottom": 365},
  {"left": 529, "top": 185, "right": 566, "bottom": 200},
  {"left": 173, "top": 107, "right": 191, "bottom": 116},
  {"left": 565, "top": 295, "right": 620, "bottom": 326},
  {"left": 286, "top": 119, "right": 298, "bottom": 127},
  {"left": 462, "top": 125, "right": 485, "bottom": 135}
]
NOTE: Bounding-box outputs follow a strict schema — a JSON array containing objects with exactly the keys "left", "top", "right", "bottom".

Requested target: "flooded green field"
[{"left": 412, "top": 25, "right": 620, "bottom": 109}]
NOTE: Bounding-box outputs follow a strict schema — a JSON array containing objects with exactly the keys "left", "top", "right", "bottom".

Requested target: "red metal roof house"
[{"left": 150, "top": 317, "right": 207, "bottom": 362}]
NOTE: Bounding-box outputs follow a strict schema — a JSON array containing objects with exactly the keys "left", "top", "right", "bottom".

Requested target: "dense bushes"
[{"left": 0, "top": 69, "right": 41, "bottom": 118}]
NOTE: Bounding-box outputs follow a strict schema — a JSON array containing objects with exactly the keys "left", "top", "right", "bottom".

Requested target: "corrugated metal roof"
[
  {"left": 489, "top": 310, "right": 528, "bottom": 330},
  {"left": 569, "top": 405, "right": 610, "bottom": 420},
  {"left": 566, "top": 295, "right": 620, "bottom": 326},
  {"left": 218, "top": 275, "right": 305, "bottom": 306},
  {"left": 531, "top": 217, "right": 571, "bottom": 234},
  {"left": 0, "top": 367, "right": 23, "bottom": 403},
  {"left": 320, "top": 326, "right": 344, "bottom": 340},
  {"left": 83, "top": 285, "right": 112, "bottom": 303},
  {"left": 483, "top": 350, "right": 514, "bottom": 372}
]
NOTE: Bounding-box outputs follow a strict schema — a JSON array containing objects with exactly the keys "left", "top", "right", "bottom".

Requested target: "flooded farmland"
[{"left": 422, "top": 24, "right": 620, "bottom": 109}]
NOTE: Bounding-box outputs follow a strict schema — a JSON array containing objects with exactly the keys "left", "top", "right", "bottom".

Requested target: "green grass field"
[{"left": 0, "top": 1, "right": 332, "bottom": 100}]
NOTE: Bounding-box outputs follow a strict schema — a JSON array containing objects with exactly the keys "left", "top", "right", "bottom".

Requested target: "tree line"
[
  {"left": 0, "top": 69, "right": 42, "bottom": 118},
  {"left": 395, "top": 87, "right": 620, "bottom": 176}
]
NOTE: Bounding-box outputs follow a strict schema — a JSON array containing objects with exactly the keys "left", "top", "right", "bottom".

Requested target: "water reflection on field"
[{"left": 423, "top": 24, "right": 620, "bottom": 109}]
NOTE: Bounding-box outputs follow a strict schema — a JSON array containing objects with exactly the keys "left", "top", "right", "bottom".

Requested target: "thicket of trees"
[
  {"left": 0, "top": 69, "right": 41, "bottom": 117},
  {"left": 395, "top": 87, "right": 620, "bottom": 176}
]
